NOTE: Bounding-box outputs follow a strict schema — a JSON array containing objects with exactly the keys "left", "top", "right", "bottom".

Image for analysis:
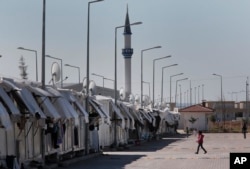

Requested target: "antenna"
[
  {"left": 51, "top": 62, "right": 61, "bottom": 85},
  {"left": 119, "top": 87, "right": 126, "bottom": 100}
]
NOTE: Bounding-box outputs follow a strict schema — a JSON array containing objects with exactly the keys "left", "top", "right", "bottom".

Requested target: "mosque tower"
[{"left": 122, "top": 6, "right": 133, "bottom": 95}]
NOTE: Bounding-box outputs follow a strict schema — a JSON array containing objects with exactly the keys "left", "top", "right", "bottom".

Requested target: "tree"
[
  {"left": 189, "top": 116, "right": 198, "bottom": 129},
  {"left": 19, "top": 56, "right": 28, "bottom": 80},
  {"left": 210, "top": 114, "right": 216, "bottom": 123}
]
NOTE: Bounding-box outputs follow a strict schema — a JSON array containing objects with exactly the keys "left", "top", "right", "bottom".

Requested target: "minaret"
[{"left": 122, "top": 6, "right": 133, "bottom": 96}]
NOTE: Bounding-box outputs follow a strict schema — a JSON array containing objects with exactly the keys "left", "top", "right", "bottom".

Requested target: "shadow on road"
[{"left": 58, "top": 133, "right": 188, "bottom": 169}]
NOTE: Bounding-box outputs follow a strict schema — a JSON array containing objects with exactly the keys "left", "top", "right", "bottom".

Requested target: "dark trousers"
[
  {"left": 196, "top": 143, "right": 206, "bottom": 153},
  {"left": 243, "top": 132, "right": 246, "bottom": 139}
]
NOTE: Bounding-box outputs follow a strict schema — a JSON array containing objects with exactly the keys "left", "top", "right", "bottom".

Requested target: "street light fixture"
[
  {"left": 170, "top": 73, "right": 183, "bottom": 105},
  {"left": 175, "top": 77, "right": 188, "bottom": 105},
  {"left": 17, "top": 47, "right": 38, "bottom": 81},
  {"left": 213, "top": 73, "right": 224, "bottom": 129},
  {"left": 104, "top": 77, "right": 114, "bottom": 88},
  {"left": 161, "top": 64, "right": 178, "bottom": 103},
  {"left": 45, "top": 55, "right": 63, "bottom": 87},
  {"left": 153, "top": 55, "right": 171, "bottom": 106},
  {"left": 92, "top": 73, "right": 105, "bottom": 87},
  {"left": 65, "top": 64, "right": 80, "bottom": 83},
  {"left": 141, "top": 45, "right": 161, "bottom": 108}
]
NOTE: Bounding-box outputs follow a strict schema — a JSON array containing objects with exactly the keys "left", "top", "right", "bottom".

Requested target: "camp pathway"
[{"left": 57, "top": 133, "right": 250, "bottom": 169}]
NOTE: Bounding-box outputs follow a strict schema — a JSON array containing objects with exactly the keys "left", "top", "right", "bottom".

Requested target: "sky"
[{"left": 1, "top": 0, "right": 250, "bottom": 104}]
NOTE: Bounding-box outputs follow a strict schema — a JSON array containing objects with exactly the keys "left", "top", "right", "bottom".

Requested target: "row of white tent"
[{"left": 0, "top": 77, "right": 180, "bottom": 168}]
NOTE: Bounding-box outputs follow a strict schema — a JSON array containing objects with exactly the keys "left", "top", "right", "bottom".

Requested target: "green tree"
[{"left": 189, "top": 116, "right": 198, "bottom": 129}]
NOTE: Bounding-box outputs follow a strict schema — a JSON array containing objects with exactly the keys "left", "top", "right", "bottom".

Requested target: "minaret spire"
[
  {"left": 124, "top": 4, "right": 131, "bottom": 34},
  {"left": 122, "top": 5, "right": 133, "bottom": 96}
]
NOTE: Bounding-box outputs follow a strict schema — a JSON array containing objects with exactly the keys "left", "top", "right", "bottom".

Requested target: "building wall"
[{"left": 180, "top": 112, "right": 209, "bottom": 131}]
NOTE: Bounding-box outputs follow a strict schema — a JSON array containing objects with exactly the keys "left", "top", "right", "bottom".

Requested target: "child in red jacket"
[{"left": 195, "top": 130, "right": 207, "bottom": 154}]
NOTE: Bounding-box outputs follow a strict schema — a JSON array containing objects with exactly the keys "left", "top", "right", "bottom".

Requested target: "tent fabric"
[
  {"left": 17, "top": 88, "right": 46, "bottom": 119},
  {"left": 26, "top": 85, "right": 53, "bottom": 97},
  {"left": 74, "top": 101, "right": 89, "bottom": 123},
  {"left": 139, "top": 109, "right": 152, "bottom": 123},
  {"left": 0, "top": 79, "right": 20, "bottom": 92},
  {"left": 27, "top": 86, "right": 61, "bottom": 120},
  {"left": 91, "top": 98, "right": 111, "bottom": 122},
  {"left": 122, "top": 102, "right": 143, "bottom": 122},
  {"left": 36, "top": 96, "right": 61, "bottom": 120},
  {"left": 147, "top": 112, "right": 156, "bottom": 127},
  {"left": 60, "top": 90, "right": 89, "bottom": 123},
  {"left": 117, "top": 103, "right": 130, "bottom": 129},
  {"left": 0, "top": 102, "right": 13, "bottom": 130},
  {"left": 0, "top": 87, "right": 20, "bottom": 119},
  {"left": 119, "top": 102, "right": 135, "bottom": 130},
  {"left": 109, "top": 101, "right": 125, "bottom": 129},
  {"left": 46, "top": 87, "right": 79, "bottom": 121},
  {"left": 88, "top": 99, "right": 107, "bottom": 124}
]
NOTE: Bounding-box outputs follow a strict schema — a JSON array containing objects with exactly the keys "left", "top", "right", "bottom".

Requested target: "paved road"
[{"left": 57, "top": 133, "right": 250, "bottom": 169}]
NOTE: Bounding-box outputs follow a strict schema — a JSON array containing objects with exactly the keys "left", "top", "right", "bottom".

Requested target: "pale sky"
[{"left": 1, "top": 0, "right": 250, "bottom": 103}]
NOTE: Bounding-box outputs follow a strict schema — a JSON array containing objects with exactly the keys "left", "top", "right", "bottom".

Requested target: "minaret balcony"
[{"left": 122, "top": 48, "right": 133, "bottom": 58}]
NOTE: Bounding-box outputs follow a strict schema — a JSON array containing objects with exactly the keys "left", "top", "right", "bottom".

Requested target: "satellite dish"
[
  {"left": 135, "top": 94, "right": 140, "bottom": 104},
  {"left": 129, "top": 94, "right": 135, "bottom": 104},
  {"left": 82, "top": 78, "right": 87, "bottom": 89},
  {"left": 89, "top": 80, "right": 96, "bottom": 96},
  {"left": 82, "top": 78, "right": 87, "bottom": 94},
  {"left": 119, "top": 87, "right": 126, "bottom": 100},
  {"left": 51, "top": 62, "right": 61, "bottom": 83},
  {"left": 142, "top": 95, "right": 150, "bottom": 106},
  {"left": 161, "top": 100, "right": 167, "bottom": 108},
  {"left": 154, "top": 102, "right": 161, "bottom": 109}
]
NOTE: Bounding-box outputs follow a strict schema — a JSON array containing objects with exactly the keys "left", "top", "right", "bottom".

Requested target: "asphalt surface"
[{"left": 55, "top": 132, "right": 250, "bottom": 169}]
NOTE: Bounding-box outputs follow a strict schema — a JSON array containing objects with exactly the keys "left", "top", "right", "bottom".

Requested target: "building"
[{"left": 179, "top": 104, "right": 214, "bottom": 131}]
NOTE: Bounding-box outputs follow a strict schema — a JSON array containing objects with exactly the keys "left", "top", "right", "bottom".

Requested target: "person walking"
[
  {"left": 195, "top": 130, "right": 207, "bottom": 154},
  {"left": 242, "top": 122, "right": 247, "bottom": 139}
]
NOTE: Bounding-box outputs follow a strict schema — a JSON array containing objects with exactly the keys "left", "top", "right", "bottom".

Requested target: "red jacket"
[{"left": 197, "top": 134, "right": 204, "bottom": 144}]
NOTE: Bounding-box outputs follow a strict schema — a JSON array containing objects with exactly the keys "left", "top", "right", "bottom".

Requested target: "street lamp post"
[
  {"left": 153, "top": 55, "right": 171, "bottom": 107},
  {"left": 65, "top": 64, "right": 80, "bottom": 83},
  {"left": 104, "top": 77, "right": 114, "bottom": 88},
  {"left": 198, "top": 85, "right": 200, "bottom": 103},
  {"left": 115, "top": 21, "right": 142, "bottom": 145},
  {"left": 86, "top": 0, "right": 104, "bottom": 155},
  {"left": 170, "top": 73, "right": 183, "bottom": 107},
  {"left": 143, "top": 81, "right": 151, "bottom": 99},
  {"left": 213, "top": 73, "right": 224, "bottom": 129},
  {"left": 161, "top": 64, "right": 178, "bottom": 103},
  {"left": 41, "top": 0, "right": 46, "bottom": 166},
  {"left": 45, "top": 55, "right": 63, "bottom": 87},
  {"left": 141, "top": 46, "right": 161, "bottom": 108},
  {"left": 92, "top": 73, "right": 114, "bottom": 88},
  {"left": 86, "top": 0, "right": 104, "bottom": 98},
  {"left": 194, "top": 87, "right": 197, "bottom": 104},
  {"left": 17, "top": 47, "right": 38, "bottom": 81},
  {"left": 179, "top": 84, "right": 182, "bottom": 108},
  {"left": 175, "top": 78, "right": 188, "bottom": 106},
  {"left": 202, "top": 84, "right": 204, "bottom": 101}
]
